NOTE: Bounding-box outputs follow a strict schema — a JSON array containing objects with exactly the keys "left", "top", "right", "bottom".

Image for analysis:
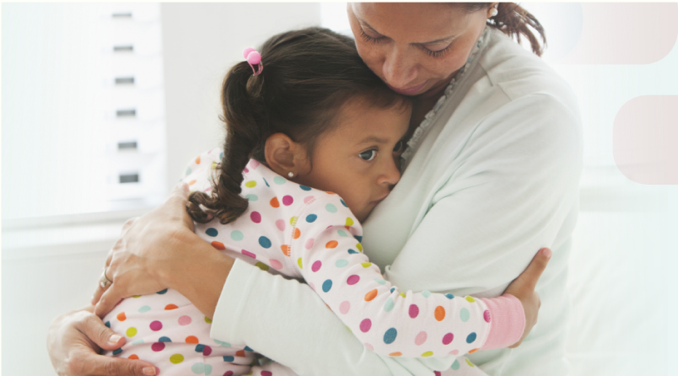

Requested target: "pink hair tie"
[{"left": 243, "top": 47, "right": 263, "bottom": 76}]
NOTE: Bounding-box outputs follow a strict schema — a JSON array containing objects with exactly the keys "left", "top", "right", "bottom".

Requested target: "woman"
[{"left": 48, "top": 3, "right": 581, "bottom": 375}]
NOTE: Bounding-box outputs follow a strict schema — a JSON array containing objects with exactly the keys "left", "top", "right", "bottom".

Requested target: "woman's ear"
[{"left": 264, "top": 133, "right": 310, "bottom": 178}]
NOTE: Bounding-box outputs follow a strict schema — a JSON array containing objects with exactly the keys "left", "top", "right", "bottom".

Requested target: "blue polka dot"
[
  {"left": 258, "top": 236, "right": 272, "bottom": 249},
  {"left": 219, "top": 152, "right": 223, "bottom": 159},
  {"left": 460, "top": 308, "right": 470, "bottom": 322},
  {"left": 159, "top": 336, "right": 172, "bottom": 342},
  {"left": 245, "top": 194, "right": 258, "bottom": 201},
  {"left": 195, "top": 344, "right": 205, "bottom": 352},
  {"left": 231, "top": 230, "right": 244, "bottom": 241},
  {"left": 263, "top": 178, "right": 270, "bottom": 187},
  {"left": 105, "top": 321, "right": 111, "bottom": 328},
  {"left": 274, "top": 176, "right": 287, "bottom": 185},
  {"left": 422, "top": 290, "right": 431, "bottom": 298},
  {"left": 306, "top": 214, "right": 318, "bottom": 223},
  {"left": 390, "top": 287, "right": 396, "bottom": 293},
  {"left": 384, "top": 328, "right": 397, "bottom": 344},
  {"left": 325, "top": 204, "right": 337, "bottom": 213},
  {"left": 337, "top": 230, "right": 348, "bottom": 237},
  {"left": 112, "top": 348, "right": 123, "bottom": 355},
  {"left": 157, "top": 289, "right": 168, "bottom": 295},
  {"left": 244, "top": 346, "right": 253, "bottom": 351},
  {"left": 354, "top": 235, "right": 363, "bottom": 242},
  {"left": 340, "top": 199, "right": 348, "bottom": 207},
  {"left": 138, "top": 305, "right": 151, "bottom": 313},
  {"left": 383, "top": 298, "right": 395, "bottom": 312},
  {"left": 223, "top": 356, "right": 235, "bottom": 362},
  {"left": 466, "top": 332, "right": 477, "bottom": 343},
  {"left": 335, "top": 259, "right": 349, "bottom": 267},
  {"left": 131, "top": 339, "right": 144, "bottom": 345},
  {"left": 451, "top": 359, "right": 460, "bottom": 370},
  {"left": 374, "top": 279, "right": 386, "bottom": 284},
  {"left": 322, "top": 279, "right": 333, "bottom": 292},
  {"left": 300, "top": 185, "right": 311, "bottom": 191},
  {"left": 445, "top": 293, "right": 455, "bottom": 299},
  {"left": 348, "top": 249, "right": 358, "bottom": 254},
  {"left": 205, "top": 228, "right": 218, "bottom": 237}
]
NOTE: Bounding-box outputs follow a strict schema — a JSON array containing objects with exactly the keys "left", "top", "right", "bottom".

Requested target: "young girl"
[{"left": 103, "top": 27, "right": 526, "bottom": 376}]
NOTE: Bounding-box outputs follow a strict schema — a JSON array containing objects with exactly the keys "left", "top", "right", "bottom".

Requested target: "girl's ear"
[{"left": 264, "top": 133, "right": 311, "bottom": 178}]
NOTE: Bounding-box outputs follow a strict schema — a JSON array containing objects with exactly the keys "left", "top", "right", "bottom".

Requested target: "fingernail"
[
  {"left": 542, "top": 248, "right": 552, "bottom": 259},
  {"left": 109, "top": 334, "right": 122, "bottom": 344},
  {"left": 143, "top": 367, "right": 157, "bottom": 375}
]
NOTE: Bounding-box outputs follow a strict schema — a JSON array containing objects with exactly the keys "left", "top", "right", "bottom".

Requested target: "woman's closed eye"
[{"left": 359, "top": 149, "right": 377, "bottom": 161}]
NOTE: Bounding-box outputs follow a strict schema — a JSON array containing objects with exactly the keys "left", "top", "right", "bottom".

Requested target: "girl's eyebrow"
[
  {"left": 357, "top": 135, "right": 389, "bottom": 145},
  {"left": 357, "top": 17, "right": 457, "bottom": 45}
]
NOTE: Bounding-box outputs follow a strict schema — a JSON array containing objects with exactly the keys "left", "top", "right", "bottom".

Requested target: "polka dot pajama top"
[{"left": 103, "top": 148, "right": 525, "bottom": 374}]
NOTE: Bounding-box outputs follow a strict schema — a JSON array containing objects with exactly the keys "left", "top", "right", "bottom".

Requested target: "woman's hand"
[
  {"left": 92, "top": 183, "right": 197, "bottom": 317},
  {"left": 47, "top": 305, "right": 157, "bottom": 376},
  {"left": 503, "top": 247, "right": 552, "bottom": 348}
]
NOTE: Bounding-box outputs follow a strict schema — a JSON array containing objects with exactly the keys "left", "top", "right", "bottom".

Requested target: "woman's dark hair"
[
  {"left": 464, "top": 3, "right": 547, "bottom": 56},
  {"left": 187, "top": 27, "right": 407, "bottom": 224}
]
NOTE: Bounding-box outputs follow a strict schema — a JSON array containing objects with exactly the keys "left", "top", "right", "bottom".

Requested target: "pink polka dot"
[
  {"left": 178, "top": 315, "right": 192, "bottom": 326},
  {"left": 151, "top": 342, "right": 165, "bottom": 352},
  {"left": 435, "top": 372, "right": 442, "bottom": 376},
  {"left": 364, "top": 343, "right": 374, "bottom": 351},
  {"left": 249, "top": 160, "right": 259, "bottom": 169},
  {"left": 339, "top": 301, "right": 351, "bottom": 314},
  {"left": 149, "top": 321, "right": 163, "bottom": 331},
  {"left": 204, "top": 186, "right": 212, "bottom": 192},
  {"left": 449, "top": 349, "right": 459, "bottom": 355},
  {"left": 304, "top": 196, "right": 315, "bottom": 204},
  {"left": 347, "top": 275, "right": 360, "bottom": 285},
  {"left": 360, "top": 319, "right": 372, "bottom": 333},
  {"left": 443, "top": 333, "right": 454, "bottom": 345},
  {"left": 262, "top": 371, "right": 272, "bottom": 376},
  {"left": 203, "top": 346, "right": 212, "bottom": 356},
  {"left": 309, "top": 282, "right": 315, "bottom": 291},
  {"left": 250, "top": 211, "right": 261, "bottom": 223},
  {"left": 409, "top": 304, "right": 419, "bottom": 318},
  {"left": 224, "top": 371, "right": 234, "bottom": 376},
  {"left": 305, "top": 238, "right": 314, "bottom": 250},
  {"left": 275, "top": 219, "right": 285, "bottom": 231},
  {"left": 282, "top": 195, "right": 294, "bottom": 206},
  {"left": 312, "top": 260, "right": 322, "bottom": 272},
  {"left": 270, "top": 259, "right": 283, "bottom": 270},
  {"left": 484, "top": 310, "right": 491, "bottom": 323},
  {"left": 415, "top": 331, "right": 427, "bottom": 346},
  {"left": 242, "top": 250, "right": 256, "bottom": 259},
  {"left": 244, "top": 167, "right": 249, "bottom": 173}
]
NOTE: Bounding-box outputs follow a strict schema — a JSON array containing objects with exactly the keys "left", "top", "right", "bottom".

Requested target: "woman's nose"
[{"left": 382, "top": 48, "right": 417, "bottom": 89}]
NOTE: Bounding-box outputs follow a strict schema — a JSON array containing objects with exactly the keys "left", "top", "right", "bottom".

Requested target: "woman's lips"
[{"left": 387, "top": 82, "right": 427, "bottom": 95}]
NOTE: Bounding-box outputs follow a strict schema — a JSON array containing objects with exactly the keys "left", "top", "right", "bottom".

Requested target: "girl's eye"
[
  {"left": 359, "top": 149, "right": 377, "bottom": 161},
  {"left": 393, "top": 140, "right": 404, "bottom": 153}
]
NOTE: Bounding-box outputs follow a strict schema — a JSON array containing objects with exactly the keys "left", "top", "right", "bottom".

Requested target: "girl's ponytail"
[
  {"left": 187, "top": 62, "right": 265, "bottom": 224},
  {"left": 489, "top": 3, "right": 546, "bottom": 56}
]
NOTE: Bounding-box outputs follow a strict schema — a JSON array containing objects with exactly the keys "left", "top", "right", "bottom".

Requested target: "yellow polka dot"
[
  {"left": 170, "top": 354, "right": 184, "bottom": 364},
  {"left": 345, "top": 217, "right": 354, "bottom": 226},
  {"left": 466, "top": 358, "right": 475, "bottom": 367},
  {"left": 297, "top": 258, "right": 303, "bottom": 269},
  {"left": 204, "top": 316, "right": 212, "bottom": 324},
  {"left": 400, "top": 292, "right": 406, "bottom": 298},
  {"left": 421, "top": 351, "right": 433, "bottom": 357},
  {"left": 132, "top": 295, "right": 141, "bottom": 298},
  {"left": 361, "top": 262, "right": 372, "bottom": 268},
  {"left": 245, "top": 180, "right": 257, "bottom": 188},
  {"left": 465, "top": 296, "right": 476, "bottom": 303},
  {"left": 126, "top": 327, "right": 137, "bottom": 337},
  {"left": 290, "top": 216, "right": 298, "bottom": 226},
  {"left": 356, "top": 243, "right": 363, "bottom": 252}
]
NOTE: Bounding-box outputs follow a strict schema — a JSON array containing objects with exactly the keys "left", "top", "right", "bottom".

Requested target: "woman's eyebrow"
[{"left": 357, "top": 17, "right": 456, "bottom": 45}]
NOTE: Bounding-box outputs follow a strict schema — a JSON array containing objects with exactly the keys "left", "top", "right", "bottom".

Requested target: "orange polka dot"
[
  {"left": 116, "top": 312, "right": 126, "bottom": 321},
  {"left": 188, "top": 180, "right": 197, "bottom": 186},
  {"left": 211, "top": 241, "right": 225, "bottom": 250},
  {"left": 281, "top": 245, "right": 291, "bottom": 257},
  {"left": 326, "top": 240, "right": 338, "bottom": 249},
  {"left": 435, "top": 306, "right": 446, "bottom": 321},
  {"left": 128, "top": 354, "right": 139, "bottom": 360},
  {"left": 164, "top": 304, "right": 178, "bottom": 310},
  {"left": 270, "top": 197, "right": 280, "bottom": 208},
  {"left": 469, "top": 348, "right": 479, "bottom": 354},
  {"left": 185, "top": 336, "right": 199, "bottom": 344},
  {"left": 293, "top": 228, "right": 301, "bottom": 239},
  {"left": 195, "top": 156, "right": 201, "bottom": 164},
  {"left": 326, "top": 191, "right": 336, "bottom": 195},
  {"left": 235, "top": 350, "right": 246, "bottom": 357},
  {"left": 364, "top": 289, "right": 378, "bottom": 301},
  {"left": 389, "top": 352, "right": 402, "bottom": 357}
]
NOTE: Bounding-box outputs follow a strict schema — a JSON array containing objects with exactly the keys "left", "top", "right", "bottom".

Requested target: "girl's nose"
[
  {"left": 378, "top": 157, "right": 401, "bottom": 187},
  {"left": 382, "top": 47, "right": 417, "bottom": 89}
]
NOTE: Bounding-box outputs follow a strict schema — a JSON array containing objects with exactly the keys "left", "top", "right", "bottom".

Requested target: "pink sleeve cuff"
[{"left": 479, "top": 294, "right": 525, "bottom": 350}]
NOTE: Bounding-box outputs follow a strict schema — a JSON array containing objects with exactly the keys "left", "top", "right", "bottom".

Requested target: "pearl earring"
[
  {"left": 489, "top": 5, "right": 498, "bottom": 18},
  {"left": 288, "top": 172, "right": 294, "bottom": 178}
]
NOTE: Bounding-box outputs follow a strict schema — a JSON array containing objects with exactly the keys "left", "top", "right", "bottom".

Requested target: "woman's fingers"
[
  {"left": 94, "top": 283, "right": 126, "bottom": 318},
  {"left": 514, "top": 248, "right": 551, "bottom": 292},
  {"left": 75, "top": 351, "right": 158, "bottom": 376}
]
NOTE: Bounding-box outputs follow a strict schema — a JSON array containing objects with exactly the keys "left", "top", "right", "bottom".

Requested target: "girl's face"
[
  {"left": 295, "top": 100, "right": 411, "bottom": 222},
  {"left": 348, "top": 3, "right": 489, "bottom": 98}
]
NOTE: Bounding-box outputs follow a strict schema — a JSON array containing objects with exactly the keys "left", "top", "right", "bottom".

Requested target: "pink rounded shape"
[
  {"left": 311, "top": 260, "right": 322, "bottom": 272},
  {"left": 224, "top": 371, "right": 234, "bottom": 376},
  {"left": 242, "top": 249, "right": 256, "bottom": 259},
  {"left": 275, "top": 219, "right": 285, "bottom": 231},
  {"left": 309, "top": 282, "right": 315, "bottom": 291},
  {"left": 178, "top": 315, "right": 192, "bottom": 326},
  {"left": 360, "top": 318, "right": 372, "bottom": 333},
  {"left": 249, "top": 160, "right": 259, "bottom": 169},
  {"left": 250, "top": 211, "right": 261, "bottom": 223},
  {"left": 282, "top": 195, "right": 294, "bottom": 206},
  {"left": 151, "top": 342, "right": 165, "bottom": 352},
  {"left": 449, "top": 349, "right": 459, "bottom": 355},
  {"left": 415, "top": 331, "right": 427, "bottom": 346},
  {"left": 149, "top": 320, "right": 162, "bottom": 331},
  {"left": 270, "top": 259, "right": 283, "bottom": 270},
  {"left": 243, "top": 47, "right": 256, "bottom": 59},
  {"left": 364, "top": 343, "right": 374, "bottom": 351},
  {"left": 203, "top": 346, "right": 212, "bottom": 356},
  {"left": 484, "top": 310, "right": 491, "bottom": 323},
  {"left": 305, "top": 238, "right": 314, "bottom": 250},
  {"left": 339, "top": 301, "right": 351, "bottom": 314},
  {"left": 261, "top": 372, "right": 272, "bottom": 376},
  {"left": 247, "top": 51, "right": 261, "bottom": 65},
  {"left": 434, "top": 372, "right": 442, "bottom": 376},
  {"left": 442, "top": 332, "right": 454, "bottom": 345},
  {"left": 244, "top": 167, "right": 249, "bottom": 173},
  {"left": 347, "top": 275, "right": 360, "bottom": 285},
  {"left": 304, "top": 196, "right": 315, "bottom": 204},
  {"left": 204, "top": 186, "right": 212, "bottom": 192},
  {"left": 409, "top": 304, "right": 419, "bottom": 318}
]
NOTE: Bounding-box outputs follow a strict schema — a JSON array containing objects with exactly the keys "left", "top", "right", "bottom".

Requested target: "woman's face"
[{"left": 348, "top": 3, "right": 489, "bottom": 98}]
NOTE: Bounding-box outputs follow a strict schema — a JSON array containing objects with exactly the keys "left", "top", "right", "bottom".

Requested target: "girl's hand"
[
  {"left": 92, "top": 183, "right": 197, "bottom": 318},
  {"left": 503, "top": 247, "right": 551, "bottom": 348}
]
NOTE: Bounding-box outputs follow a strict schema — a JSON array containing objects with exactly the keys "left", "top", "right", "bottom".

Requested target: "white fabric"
[{"left": 211, "top": 28, "right": 582, "bottom": 376}]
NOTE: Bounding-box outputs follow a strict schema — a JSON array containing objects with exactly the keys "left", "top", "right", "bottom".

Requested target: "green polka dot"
[
  {"left": 138, "top": 305, "right": 151, "bottom": 313},
  {"left": 191, "top": 362, "right": 205, "bottom": 374},
  {"left": 214, "top": 339, "right": 231, "bottom": 347},
  {"left": 451, "top": 359, "right": 460, "bottom": 370},
  {"left": 460, "top": 308, "right": 470, "bottom": 322},
  {"left": 383, "top": 297, "right": 395, "bottom": 312},
  {"left": 255, "top": 262, "right": 269, "bottom": 271},
  {"left": 245, "top": 194, "right": 258, "bottom": 201},
  {"left": 230, "top": 230, "right": 244, "bottom": 241},
  {"left": 126, "top": 327, "right": 137, "bottom": 337},
  {"left": 273, "top": 176, "right": 287, "bottom": 185},
  {"left": 335, "top": 259, "right": 349, "bottom": 267},
  {"left": 465, "top": 296, "right": 476, "bottom": 303},
  {"left": 356, "top": 243, "right": 363, "bottom": 252},
  {"left": 325, "top": 204, "right": 337, "bottom": 213},
  {"left": 185, "top": 167, "right": 192, "bottom": 175},
  {"left": 290, "top": 216, "right": 298, "bottom": 226},
  {"left": 421, "top": 351, "right": 433, "bottom": 357},
  {"left": 204, "top": 316, "right": 212, "bottom": 324},
  {"left": 375, "top": 279, "right": 386, "bottom": 284},
  {"left": 337, "top": 230, "right": 348, "bottom": 237},
  {"left": 245, "top": 180, "right": 257, "bottom": 188},
  {"left": 422, "top": 290, "right": 431, "bottom": 298},
  {"left": 131, "top": 339, "right": 144, "bottom": 345},
  {"left": 466, "top": 358, "right": 475, "bottom": 367},
  {"left": 297, "top": 258, "right": 303, "bottom": 269},
  {"left": 170, "top": 354, "right": 184, "bottom": 364}
]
